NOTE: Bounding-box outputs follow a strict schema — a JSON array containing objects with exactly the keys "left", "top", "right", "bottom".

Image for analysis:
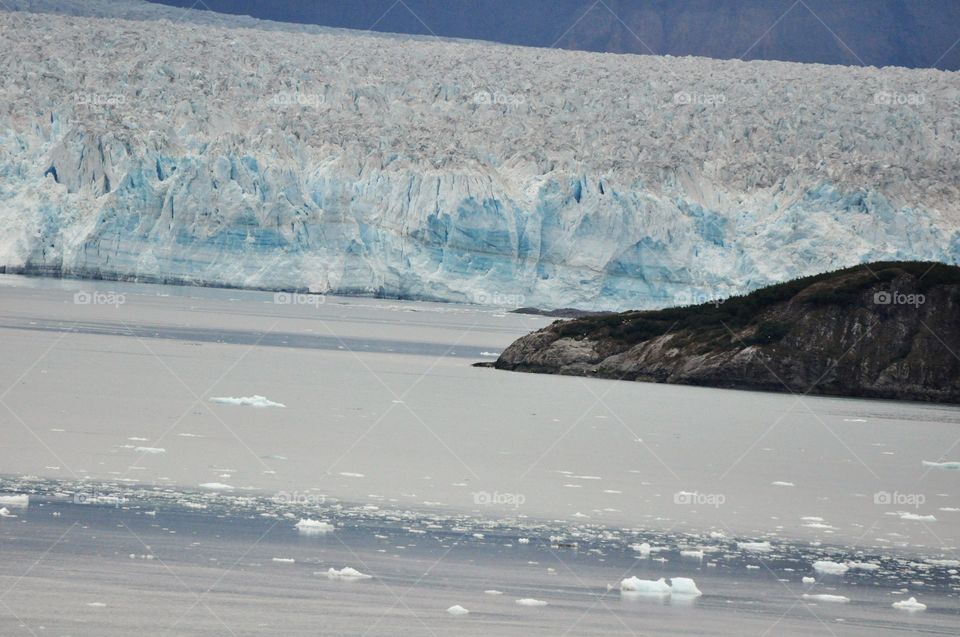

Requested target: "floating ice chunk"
[
  {"left": 846, "top": 562, "right": 879, "bottom": 571},
  {"left": 128, "top": 437, "right": 149, "bottom": 441},
  {"left": 326, "top": 567, "right": 372, "bottom": 580},
  {"left": 339, "top": 472, "right": 365, "bottom": 478},
  {"left": 446, "top": 605, "right": 469, "bottom": 615},
  {"left": 199, "top": 482, "right": 233, "bottom": 490},
  {"left": 619, "top": 577, "right": 671, "bottom": 595},
  {"left": 813, "top": 561, "right": 848, "bottom": 575},
  {"left": 515, "top": 598, "right": 549, "bottom": 607},
  {"left": 0, "top": 494, "right": 28, "bottom": 508},
  {"left": 680, "top": 549, "right": 704, "bottom": 560},
  {"left": 86, "top": 602, "right": 107, "bottom": 607},
  {"left": 925, "top": 559, "right": 960, "bottom": 567},
  {"left": 484, "top": 590, "right": 503, "bottom": 595},
  {"left": 295, "top": 519, "right": 335, "bottom": 534},
  {"left": 739, "top": 541, "right": 772, "bottom": 553},
  {"left": 802, "top": 577, "right": 816, "bottom": 584},
  {"left": 631, "top": 542, "right": 652, "bottom": 556},
  {"left": 670, "top": 577, "right": 702, "bottom": 596},
  {"left": 210, "top": 395, "right": 286, "bottom": 408},
  {"left": 771, "top": 481, "right": 795, "bottom": 487},
  {"left": 517, "top": 538, "right": 530, "bottom": 544},
  {"left": 892, "top": 597, "right": 926, "bottom": 612},
  {"left": 134, "top": 447, "right": 165, "bottom": 454},
  {"left": 922, "top": 461, "right": 960, "bottom": 470},
  {"left": 479, "top": 352, "right": 500, "bottom": 357},
  {"left": 803, "top": 594, "right": 849, "bottom": 603},
  {"left": 0, "top": 507, "right": 16, "bottom": 518},
  {"left": 272, "top": 558, "right": 295, "bottom": 564},
  {"left": 897, "top": 512, "right": 936, "bottom": 522},
  {"left": 709, "top": 531, "right": 725, "bottom": 539}
]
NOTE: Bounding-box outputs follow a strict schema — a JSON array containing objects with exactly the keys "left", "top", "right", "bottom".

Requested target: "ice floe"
[
  {"left": 446, "top": 605, "right": 470, "bottom": 615},
  {"left": 813, "top": 561, "right": 849, "bottom": 575},
  {"left": 199, "top": 482, "right": 233, "bottom": 490},
  {"left": 484, "top": 590, "right": 503, "bottom": 595},
  {"left": 802, "top": 577, "right": 816, "bottom": 584},
  {"left": 922, "top": 460, "right": 960, "bottom": 470},
  {"left": 0, "top": 507, "right": 16, "bottom": 518},
  {"left": 670, "top": 578, "right": 703, "bottom": 597},
  {"left": 892, "top": 597, "right": 926, "bottom": 612},
  {"left": 739, "top": 541, "right": 772, "bottom": 553},
  {"left": 802, "top": 594, "right": 849, "bottom": 603},
  {"left": 515, "top": 598, "right": 549, "bottom": 607},
  {"left": 0, "top": 494, "right": 28, "bottom": 507},
  {"left": 134, "top": 447, "right": 165, "bottom": 454},
  {"left": 210, "top": 395, "right": 286, "bottom": 408},
  {"left": 619, "top": 577, "right": 672, "bottom": 595},
  {"left": 326, "top": 567, "right": 372, "bottom": 580},
  {"left": 896, "top": 512, "right": 936, "bottom": 522},
  {"left": 295, "top": 518, "right": 335, "bottom": 534}
]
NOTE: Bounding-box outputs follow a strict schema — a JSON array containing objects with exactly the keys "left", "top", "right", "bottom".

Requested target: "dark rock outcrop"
[{"left": 493, "top": 262, "right": 960, "bottom": 403}]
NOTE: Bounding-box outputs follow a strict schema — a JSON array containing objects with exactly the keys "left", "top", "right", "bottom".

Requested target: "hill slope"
[{"left": 493, "top": 262, "right": 960, "bottom": 402}]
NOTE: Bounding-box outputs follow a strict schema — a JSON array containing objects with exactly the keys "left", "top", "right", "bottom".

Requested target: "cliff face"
[
  {"left": 2, "top": 4, "right": 959, "bottom": 311},
  {"left": 495, "top": 263, "right": 960, "bottom": 403}
]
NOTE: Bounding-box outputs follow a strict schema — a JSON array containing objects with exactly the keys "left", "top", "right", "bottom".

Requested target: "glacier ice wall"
[{"left": 0, "top": 1, "right": 958, "bottom": 310}]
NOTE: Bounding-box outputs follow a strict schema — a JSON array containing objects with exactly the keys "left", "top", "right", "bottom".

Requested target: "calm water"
[{"left": 1, "top": 275, "right": 958, "bottom": 635}]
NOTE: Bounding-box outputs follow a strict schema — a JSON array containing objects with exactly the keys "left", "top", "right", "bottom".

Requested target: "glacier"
[{"left": 0, "top": 0, "right": 958, "bottom": 310}]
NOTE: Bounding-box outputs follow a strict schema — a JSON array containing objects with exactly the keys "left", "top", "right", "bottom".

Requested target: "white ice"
[
  {"left": 802, "top": 594, "right": 850, "bottom": 603},
  {"left": 0, "top": 494, "right": 29, "bottom": 508},
  {"left": 295, "top": 518, "right": 335, "bottom": 534},
  {"left": 326, "top": 567, "right": 373, "bottom": 580},
  {"left": 812, "top": 561, "right": 848, "bottom": 575},
  {"left": 892, "top": 597, "right": 926, "bottom": 611},
  {"left": 210, "top": 395, "right": 286, "bottom": 408},
  {"left": 446, "top": 605, "right": 470, "bottom": 615}
]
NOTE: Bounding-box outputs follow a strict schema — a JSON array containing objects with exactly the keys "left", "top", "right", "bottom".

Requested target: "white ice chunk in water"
[
  {"left": 670, "top": 577, "right": 702, "bottom": 596},
  {"left": 134, "top": 447, "right": 165, "bottom": 454},
  {"left": 272, "top": 558, "right": 295, "bottom": 563},
  {"left": 326, "top": 567, "right": 372, "bottom": 580},
  {"left": 515, "top": 598, "right": 549, "bottom": 607},
  {"left": 897, "top": 511, "right": 936, "bottom": 522},
  {"left": 846, "top": 562, "right": 879, "bottom": 571},
  {"left": 802, "top": 577, "right": 816, "bottom": 584},
  {"left": 199, "top": 482, "right": 233, "bottom": 490},
  {"left": 922, "top": 460, "right": 960, "bottom": 470},
  {"left": 295, "top": 519, "right": 335, "bottom": 534},
  {"left": 892, "top": 597, "right": 926, "bottom": 612},
  {"left": 484, "top": 590, "right": 503, "bottom": 595},
  {"left": 446, "top": 605, "right": 470, "bottom": 615},
  {"left": 771, "top": 481, "right": 794, "bottom": 487},
  {"left": 813, "top": 561, "right": 848, "bottom": 575},
  {"left": 210, "top": 395, "right": 286, "bottom": 408},
  {"left": 0, "top": 507, "right": 16, "bottom": 518},
  {"left": 0, "top": 494, "right": 29, "bottom": 508},
  {"left": 619, "top": 577, "right": 671, "bottom": 595},
  {"left": 739, "top": 541, "right": 772, "bottom": 553},
  {"left": 802, "top": 594, "right": 849, "bottom": 603}
]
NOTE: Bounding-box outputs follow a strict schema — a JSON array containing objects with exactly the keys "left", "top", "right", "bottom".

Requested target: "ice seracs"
[{"left": 2, "top": 6, "right": 959, "bottom": 311}]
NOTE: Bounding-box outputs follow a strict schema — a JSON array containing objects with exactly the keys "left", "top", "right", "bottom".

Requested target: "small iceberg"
[
  {"left": 199, "top": 482, "right": 233, "bottom": 490},
  {"left": 846, "top": 562, "right": 879, "bottom": 571},
  {"left": 134, "top": 447, "right": 165, "bottom": 454},
  {"left": 619, "top": 577, "right": 671, "bottom": 595},
  {"left": 892, "top": 597, "right": 926, "bottom": 612},
  {"left": 326, "top": 567, "right": 372, "bottom": 580},
  {"left": 922, "top": 460, "right": 960, "bottom": 470},
  {"left": 515, "top": 598, "right": 548, "bottom": 607},
  {"left": 272, "top": 558, "right": 295, "bottom": 564},
  {"left": 295, "top": 519, "right": 335, "bottom": 534},
  {"left": 210, "top": 395, "right": 286, "bottom": 408},
  {"left": 802, "top": 577, "right": 816, "bottom": 584},
  {"left": 0, "top": 507, "right": 16, "bottom": 518},
  {"left": 484, "top": 590, "right": 503, "bottom": 595},
  {"left": 897, "top": 511, "right": 936, "bottom": 522},
  {"left": 803, "top": 594, "right": 849, "bottom": 603},
  {"left": 670, "top": 577, "right": 702, "bottom": 597},
  {"left": 813, "top": 561, "right": 848, "bottom": 575},
  {"left": 739, "top": 541, "right": 772, "bottom": 553},
  {"left": 446, "top": 605, "right": 470, "bottom": 615},
  {"left": 771, "top": 481, "right": 795, "bottom": 487},
  {"left": 0, "top": 494, "right": 29, "bottom": 508}
]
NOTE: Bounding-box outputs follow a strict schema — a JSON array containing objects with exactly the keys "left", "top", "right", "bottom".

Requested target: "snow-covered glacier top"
[{"left": 0, "top": 0, "right": 958, "bottom": 309}]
